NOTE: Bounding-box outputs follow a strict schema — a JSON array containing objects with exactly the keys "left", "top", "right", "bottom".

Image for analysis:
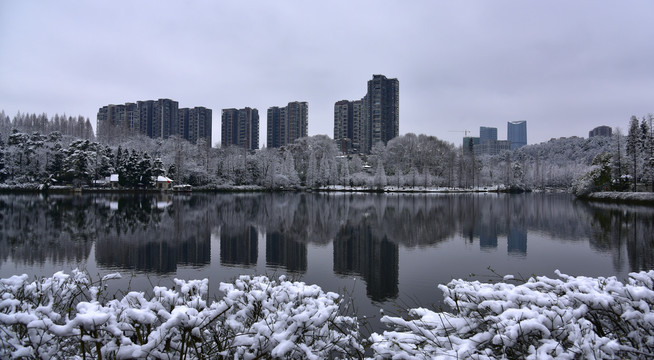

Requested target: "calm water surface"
[{"left": 1, "top": 192, "right": 653, "bottom": 327}]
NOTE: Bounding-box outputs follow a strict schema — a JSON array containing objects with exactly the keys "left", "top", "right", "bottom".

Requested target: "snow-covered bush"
[
  {"left": 5, "top": 270, "right": 654, "bottom": 359},
  {"left": 370, "top": 271, "right": 654, "bottom": 359},
  {"left": 0, "top": 271, "right": 362, "bottom": 359}
]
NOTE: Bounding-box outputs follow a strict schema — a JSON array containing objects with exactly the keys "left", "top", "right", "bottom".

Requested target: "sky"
[{"left": 1, "top": 0, "right": 653, "bottom": 147}]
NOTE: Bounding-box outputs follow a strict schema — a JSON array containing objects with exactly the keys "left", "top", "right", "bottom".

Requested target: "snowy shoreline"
[
  {"left": 580, "top": 191, "right": 654, "bottom": 205},
  {"left": 0, "top": 183, "right": 536, "bottom": 194}
]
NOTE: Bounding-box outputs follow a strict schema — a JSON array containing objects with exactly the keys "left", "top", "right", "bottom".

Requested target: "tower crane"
[{"left": 448, "top": 130, "right": 471, "bottom": 136}]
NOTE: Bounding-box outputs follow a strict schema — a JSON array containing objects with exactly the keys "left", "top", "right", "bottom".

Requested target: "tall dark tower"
[{"left": 361, "top": 74, "right": 399, "bottom": 153}]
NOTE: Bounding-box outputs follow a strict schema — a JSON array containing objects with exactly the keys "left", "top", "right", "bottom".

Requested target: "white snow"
[{"left": 2, "top": 269, "right": 654, "bottom": 358}]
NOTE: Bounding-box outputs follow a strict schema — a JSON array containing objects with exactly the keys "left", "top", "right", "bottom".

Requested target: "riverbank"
[
  {"left": 0, "top": 183, "right": 535, "bottom": 194},
  {"left": 580, "top": 191, "right": 654, "bottom": 205}
]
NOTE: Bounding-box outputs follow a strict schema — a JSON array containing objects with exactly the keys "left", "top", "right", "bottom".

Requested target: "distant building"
[
  {"left": 508, "top": 121, "right": 527, "bottom": 150},
  {"left": 474, "top": 140, "right": 510, "bottom": 156},
  {"left": 97, "top": 99, "right": 211, "bottom": 146},
  {"left": 266, "top": 102, "right": 308, "bottom": 148},
  {"left": 335, "top": 74, "right": 399, "bottom": 154},
  {"left": 479, "top": 126, "right": 498, "bottom": 144},
  {"left": 362, "top": 74, "right": 399, "bottom": 152},
  {"left": 589, "top": 125, "right": 612, "bottom": 138},
  {"left": 463, "top": 136, "right": 480, "bottom": 153},
  {"left": 334, "top": 99, "right": 363, "bottom": 154},
  {"left": 187, "top": 107, "right": 212, "bottom": 146},
  {"left": 221, "top": 107, "right": 259, "bottom": 150}
]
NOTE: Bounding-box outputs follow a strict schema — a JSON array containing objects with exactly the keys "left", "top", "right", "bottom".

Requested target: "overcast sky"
[{"left": 1, "top": 0, "right": 653, "bottom": 147}]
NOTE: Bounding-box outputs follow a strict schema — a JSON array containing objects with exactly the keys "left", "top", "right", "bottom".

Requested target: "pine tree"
[
  {"left": 138, "top": 153, "right": 152, "bottom": 187},
  {"left": 306, "top": 151, "right": 317, "bottom": 188},
  {"left": 626, "top": 116, "right": 641, "bottom": 190},
  {"left": 640, "top": 117, "right": 653, "bottom": 191},
  {"left": 152, "top": 158, "right": 165, "bottom": 178},
  {"left": 612, "top": 128, "right": 627, "bottom": 190},
  {"left": 340, "top": 157, "right": 350, "bottom": 187},
  {"left": 374, "top": 160, "right": 387, "bottom": 190}
]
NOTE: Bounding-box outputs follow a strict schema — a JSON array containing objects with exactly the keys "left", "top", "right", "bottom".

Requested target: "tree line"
[
  {"left": 573, "top": 114, "right": 653, "bottom": 195},
  {"left": 0, "top": 110, "right": 651, "bottom": 192},
  {"left": 0, "top": 110, "right": 95, "bottom": 141}
]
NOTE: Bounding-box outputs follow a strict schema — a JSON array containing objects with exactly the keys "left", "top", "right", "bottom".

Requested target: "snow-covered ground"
[
  {"left": 585, "top": 191, "right": 654, "bottom": 204},
  {"left": 2, "top": 270, "right": 653, "bottom": 359}
]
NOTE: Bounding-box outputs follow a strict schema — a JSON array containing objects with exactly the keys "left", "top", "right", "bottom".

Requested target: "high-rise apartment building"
[
  {"left": 181, "top": 107, "right": 212, "bottom": 145},
  {"left": 267, "top": 107, "right": 284, "bottom": 148},
  {"left": 97, "top": 99, "right": 211, "bottom": 146},
  {"left": 266, "top": 102, "right": 308, "bottom": 148},
  {"left": 507, "top": 121, "right": 527, "bottom": 150},
  {"left": 151, "top": 98, "right": 178, "bottom": 139},
  {"left": 334, "top": 100, "right": 363, "bottom": 154},
  {"left": 335, "top": 75, "right": 399, "bottom": 154},
  {"left": 222, "top": 107, "right": 259, "bottom": 150},
  {"left": 362, "top": 75, "right": 399, "bottom": 152},
  {"left": 189, "top": 107, "right": 212, "bottom": 146}
]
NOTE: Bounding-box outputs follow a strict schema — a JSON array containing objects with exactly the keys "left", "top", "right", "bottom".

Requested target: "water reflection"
[
  {"left": 220, "top": 225, "right": 258, "bottom": 267},
  {"left": 333, "top": 220, "right": 399, "bottom": 301},
  {"left": 1, "top": 193, "right": 653, "bottom": 294}
]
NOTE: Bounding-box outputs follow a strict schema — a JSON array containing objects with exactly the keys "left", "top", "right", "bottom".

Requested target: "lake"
[{"left": 1, "top": 192, "right": 653, "bottom": 330}]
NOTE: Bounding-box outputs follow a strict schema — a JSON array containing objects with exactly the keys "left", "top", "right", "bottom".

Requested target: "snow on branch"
[
  {"left": 370, "top": 270, "right": 654, "bottom": 359},
  {"left": 2, "top": 269, "right": 654, "bottom": 359},
  {"left": 0, "top": 271, "right": 362, "bottom": 359}
]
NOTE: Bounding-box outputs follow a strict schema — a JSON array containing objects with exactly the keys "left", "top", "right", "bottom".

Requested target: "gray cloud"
[{"left": 1, "top": 0, "right": 653, "bottom": 147}]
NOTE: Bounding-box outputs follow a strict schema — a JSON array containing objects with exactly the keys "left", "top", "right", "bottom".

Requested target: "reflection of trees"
[
  {"left": 266, "top": 232, "right": 306, "bottom": 273},
  {"left": 0, "top": 195, "right": 93, "bottom": 266},
  {"left": 220, "top": 225, "right": 257, "bottom": 267},
  {"left": 586, "top": 202, "right": 654, "bottom": 272},
  {"left": 0, "top": 194, "right": 211, "bottom": 274},
  {"left": 94, "top": 195, "right": 211, "bottom": 273},
  {"left": 3, "top": 192, "right": 653, "bottom": 283}
]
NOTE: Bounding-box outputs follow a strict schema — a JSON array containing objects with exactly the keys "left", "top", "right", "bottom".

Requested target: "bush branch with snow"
[
  {"left": 370, "top": 270, "right": 654, "bottom": 359},
  {"left": 3, "top": 269, "right": 654, "bottom": 359},
  {"left": 0, "top": 270, "right": 362, "bottom": 359}
]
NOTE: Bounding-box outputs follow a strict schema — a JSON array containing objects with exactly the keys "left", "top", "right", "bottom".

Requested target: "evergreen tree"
[
  {"left": 137, "top": 153, "right": 152, "bottom": 187},
  {"left": 152, "top": 158, "right": 165, "bottom": 178},
  {"left": 284, "top": 151, "right": 300, "bottom": 186},
  {"left": 640, "top": 117, "right": 653, "bottom": 190},
  {"left": 306, "top": 151, "right": 317, "bottom": 188},
  {"left": 340, "top": 157, "right": 350, "bottom": 187},
  {"left": 46, "top": 143, "right": 65, "bottom": 179},
  {"left": 626, "top": 116, "right": 641, "bottom": 190},
  {"left": 374, "top": 160, "right": 387, "bottom": 190}
]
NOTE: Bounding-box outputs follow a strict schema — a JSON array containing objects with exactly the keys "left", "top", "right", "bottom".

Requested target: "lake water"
[{"left": 1, "top": 192, "right": 653, "bottom": 330}]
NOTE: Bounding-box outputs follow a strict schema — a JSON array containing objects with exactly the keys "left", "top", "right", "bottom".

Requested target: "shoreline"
[
  {"left": 0, "top": 184, "right": 537, "bottom": 195},
  {"left": 579, "top": 191, "right": 654, "bottom": 205}
]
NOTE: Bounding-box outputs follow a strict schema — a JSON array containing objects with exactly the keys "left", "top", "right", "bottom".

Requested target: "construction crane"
[{"left": 448, "top": 130, "right": 471, "bottom": 137}]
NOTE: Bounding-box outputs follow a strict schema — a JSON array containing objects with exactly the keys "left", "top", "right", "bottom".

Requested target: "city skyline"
[{"left": 1, "top": 1, "right": 653, "bottom": 148}]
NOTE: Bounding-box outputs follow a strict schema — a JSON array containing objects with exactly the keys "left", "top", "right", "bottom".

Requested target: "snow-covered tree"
[
  {"left": 306, "top": 151, "right": 318, "bottom": 188},
  {"left": 373, "top": 160, "right": 387, "bottom": 190},
  {"left": 626, "top": 115, "right": 642, "bottom": 190}
]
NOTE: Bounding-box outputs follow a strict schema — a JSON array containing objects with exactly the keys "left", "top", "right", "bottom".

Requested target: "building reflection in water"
[
  {"left": 333, "top": 221, "right": 399, "bottom": 302},
  {"left": 4, "top": 192, "right": 654, "bottom": 304},
  {"left": 266, "top": 232, "right": 307, "bottom": 273},
  {"left": 95, "top": 195, "right": 211, "bottom": 273},
  {"left": 507, "top": 225, "right": 527, "bottom": 255},
  {"left": 220, "top": 226, "right": 258, "bottom": 267}
]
